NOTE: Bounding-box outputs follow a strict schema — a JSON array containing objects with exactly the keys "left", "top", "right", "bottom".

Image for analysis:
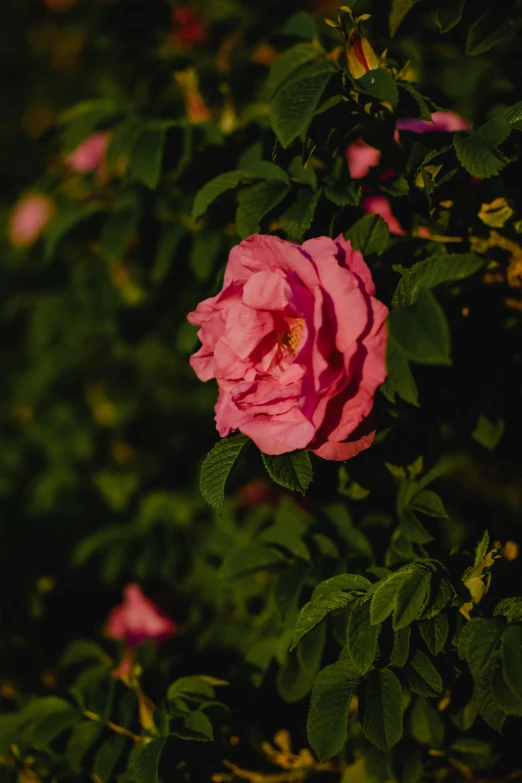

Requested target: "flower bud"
[{"left": 346, "top": 33, "right": 380, "bottom": 79}]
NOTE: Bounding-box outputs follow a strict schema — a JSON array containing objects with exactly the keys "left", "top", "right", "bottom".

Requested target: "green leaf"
[
  {"left": 392, "top": 253, "right": 484, "bottom": 307},
  {"left": 389, "top": 288, "right": 451, "bottom": 366},
  {"left": 106, "top": 116, "right": 141, "bottom": 171},
  {"left": 312, "top": 573, "right": 372, "bottom": 600},
  {"left": 466, "top": 7, "right": 522, "bottom": 55},
  {"left": 167, "top": 676, "right": 217, "bottom": 702},
  {"left": 464, "top": 619, "right": 504, "bottom": 679},
  {"left": 307, "top": 660, "right": 361, "bottom": 762},
  {"left": 67, "top": 721, "right": 104, "bottom": 774},
  {"left": 381, "top": 334, "right": 419, "bottom": 407},
  {"left": 410, "top": 489, "right": 447, "bottom": 518},
  {"left": 236, "top": 181, "right": 289, "bottom": 238},
  {"left": 61, "top": 640, "right": 110, "bottom": 668},
  {"left": 370, "top": 572, "right": 409, "bottom": 625},
  {"left": 93, "top": 735, "right": 128, "bottom": 783},
  {"left": 131, "top": 126, "right": 166, "bottom": 190},
  {"left": 505, "top": 101, "right": 522, "bottom": 125},
  {"left": 277, "top": 625, "right": 325, "bottom": 703},
  {"left": 200, "top": 434, "right": 249, "bottom": 513},
  {"left": 400, "top": 510, "right": 433, "bottom": 544},
  {"left": 259, "top": 523, "right": 310, "bottom": 562},
  {"left": 189, "top": 230, "right": 221, "bottom": 283},
  {"left": 409, "top": 697, "right": 445, "bottom": 747},
  {"left": 246, "top": 161, "right": 290, "bottom": 183},
  {"left": 419, "top": 614, "right": 449, "bottom": 656},
  {"left": 291, "top": 592, "right": 353, "bottom": 650},
  {"left": 347, "top": 600, "right": 379, "bottom": 674},
  {"left": 393, "top": 568, "right": 431, "bottom": 630},
  {"left": 180, "top": 710, "right": 214, "bottom": 741},
  {"left": 362, "top": 669, "right": 403, "bottom": 751},
  {"left": 390, "top": 626, "right": 411, "bottom": 667},
  {"left": 345, "top": 214, "right": 390, "bottom": 256},
  {"left": 280, "top": 187, "right": 320, "bottom": 241},
  {"left": 436, "top": 0, "right": 466, "bottom": 32},
  {"left": 100, "top": 208, "right": 140, "bottom": 265},
  {"left": 133, "top": 739, "right": 165, "bottom": 783},
  {"left": 220, "top": 543, "right": 285, "bottom": 581},
  {"left": 405, "top": 650, "right": 443, "bottom": 697},
  {"left": 324, "top": 181, "right": 361, "bottom": 207},
  {"left": 356, "top": 70, "right": 399, "bottom": 108},
  {"left": 492, "top": 665, "right": 522, "bottom": 716},
  {"left": 192, "top": 171, "right": 248, "bottom": 221},
  {"left": 265, "top": 43, "right": 322, "bottom": 99},
  {"left": 280, "top": 12, "right": 317, "bottom": 40},
  {"left": 262, "top": 450, "right": 313, "bottom": 494},
  {"left": 501, "top": 624, "right": 522, "bottom": 698},
  {"left": 472, "top": 415, "right": 504, "bottom": 450},
  {"left": 495, "top": 597, "right": 522, "bottom": 623},
  {"left": 454, "top": 117, "right": 511, "bottom": 179},
  {"left": 398, "top": 82, "right": 432, "bottom": 122},
  {"left": 389, "top": 0, "right": 420, "bottom": 36},
  {"left": 270, "top": 61, "right": 338, "bottom": 148}
]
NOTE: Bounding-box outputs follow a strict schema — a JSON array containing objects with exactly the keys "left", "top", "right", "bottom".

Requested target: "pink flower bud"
[
  {"left": 8, "top": 194, "right": 54, "bottom": 248},
  {"left": 345, "top": 139, "right": 381, "bottom": 180},
  {"left": 106, "top": 584, "right": 176, "bottom": 648},
  {"left": 66, "top": 131, "right": 110, "bottom": 176},
  {"left": 396, "top": 111, "right": 469, "bottom": 134},
  {"left": 346, "top": 34, "right": 380, "bottom": 79},
  {"left": 361, "top": 196, "right": 405, "bottom": 236}
]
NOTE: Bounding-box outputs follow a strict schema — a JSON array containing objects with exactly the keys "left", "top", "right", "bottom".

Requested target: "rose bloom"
[
  {"left": 66, "top": 131, "right": 110, "bottom": 176},
  {"left": 188, "top": 235, "right": 388, "bottom": 460},
  {"left": 107, "top": 584, "right": 175, "bottom": 677},
  {"left": 8, "top": 194, "right": 54, "bottom": 248}
]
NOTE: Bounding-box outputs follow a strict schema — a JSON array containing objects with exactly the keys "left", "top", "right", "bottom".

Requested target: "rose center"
[{"left": 280, "top": 318, "right": 304, "bottom": 356}]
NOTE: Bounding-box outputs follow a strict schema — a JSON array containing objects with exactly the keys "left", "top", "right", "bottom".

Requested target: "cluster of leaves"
[{"left": 2, "top": 0, "right": 522, "bottom": 781}]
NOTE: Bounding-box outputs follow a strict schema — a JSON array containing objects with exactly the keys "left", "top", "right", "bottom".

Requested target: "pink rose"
[
  {"left": 396, "top": 110, "right": 469, "bottom": 134},
  {"left": 107, "top": 584, "right": 176, "bottom": 648},
  {"left": 188, "top": 235, "right": 388, "bottom": 461},
  {"left": 361, "top": 196, "right": 405, "bottom": 236},
  {"left": 66, "top": 131, "right": 110, "bottom": 176},
  {"left": 8, "top": 194, "right": 54, "bottom": 247},
  {"left": 345, "top": 139, "right": 381, "bottom": 180}
]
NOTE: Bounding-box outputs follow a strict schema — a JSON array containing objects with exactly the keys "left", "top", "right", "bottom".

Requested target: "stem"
[{"left": 83, "top": 710, "right": 141, "bottom": 743}]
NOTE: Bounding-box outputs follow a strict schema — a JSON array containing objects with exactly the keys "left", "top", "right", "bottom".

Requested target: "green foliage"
[
  {"left": 200, "top": 435, "right": 249, "bottom": 513},
  {"left": 4, "top": 0, "right": 522, "bottom": 780},
  {"left": 261, "top": 450, "right": 313, "bottom": 494},
  {"left": 307, "top": 660, "right": 360, "bottom": 761}
]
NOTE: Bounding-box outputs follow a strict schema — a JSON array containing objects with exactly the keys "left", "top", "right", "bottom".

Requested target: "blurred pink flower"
[
  {"left": 361, "top": 196, "right": 405, "bottom": 236},
  {"left": 8, "top": 194, "right": 54, "bottom": 247},
  {"left": 345, "top": 139, "right": 381, "bottom": 180},
  {"left": 236, "top": 478, "right": 279, "bottom": 508},
  {"left": 66, "top": 131, "right": 110, "bottom": 176},
  {"left": 107, "top": 583, "right": 176, "bottom": 650},
  {"left": 396, "top": 111, "right": 469, "bottom": 134}
]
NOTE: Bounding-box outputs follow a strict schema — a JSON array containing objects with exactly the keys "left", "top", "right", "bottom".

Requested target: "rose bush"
[{"left": 188, "top": 234, "right": 388, "bottom": 459}]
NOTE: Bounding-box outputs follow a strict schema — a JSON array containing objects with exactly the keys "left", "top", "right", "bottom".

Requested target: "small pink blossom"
[
  {"left": 8, "top": 194, "right": 54, "bottom": 247},
  {"left": 66, "top": 131, "right": 110, "bottom": 176},
  {"left": 345, "top": 139, "right": 381, "bottom": 180},
  {"left": 188, "top": 234, "right": 388, "bottom": 461},
  {"left": 107, "top": 584, "right": 176, "bottom": 649},
  {"left": 361, "top": 196, "right": 405, "bottom": 236},
  {"left": 396, "top": 111, "right": 470, "bottom": 134}
]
